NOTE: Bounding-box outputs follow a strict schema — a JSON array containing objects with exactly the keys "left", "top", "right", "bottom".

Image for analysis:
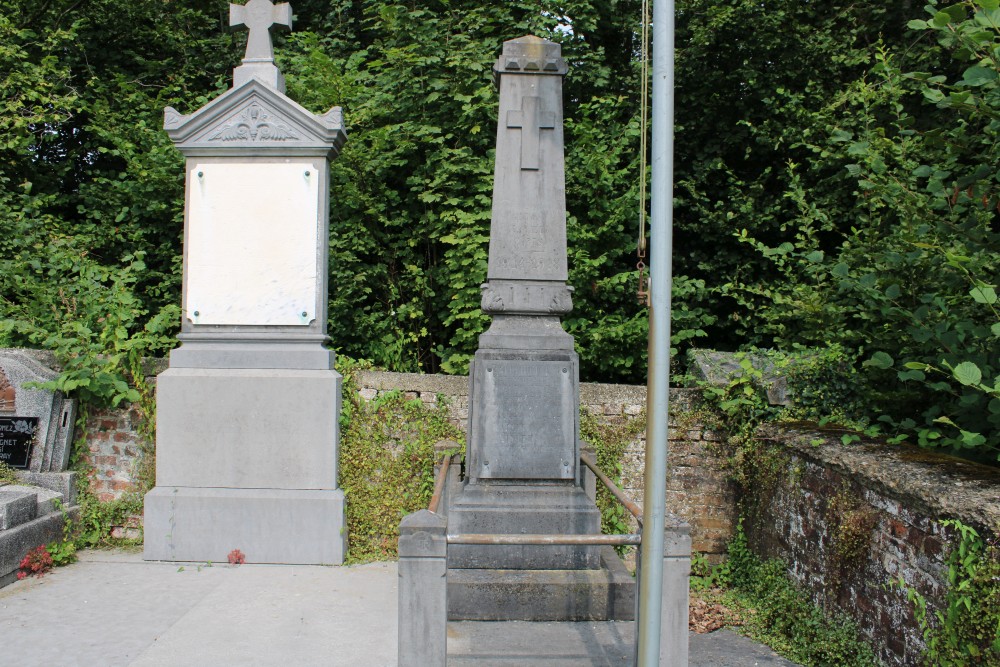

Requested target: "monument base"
[
  {"left": 143, "top": 486, "right": 345, "bottom": 564},
  {"left": 447, "top": 546, "right": 635, "bottom": 621},
  {"left": 144, "top": 366, "right": 345, "bottom": 565},
  {"left": 447, "top": 484, "right": 601, "bottom": 569}
]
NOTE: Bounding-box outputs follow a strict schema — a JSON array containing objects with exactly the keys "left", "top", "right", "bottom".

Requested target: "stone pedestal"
[
  {"left": 144, "top": 1, "right": 347, "bottom": 565},
  {"left": 144, "top": 368, "right": 345, "bottom": 563}
]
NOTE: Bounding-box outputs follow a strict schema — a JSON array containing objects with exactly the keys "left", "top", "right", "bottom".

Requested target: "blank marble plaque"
[
  {"left": 476, "top": 360, "right": 574, "bottom": 479},
  {"left": 186, "top": 162, "right": 319, "bottom": 326}
]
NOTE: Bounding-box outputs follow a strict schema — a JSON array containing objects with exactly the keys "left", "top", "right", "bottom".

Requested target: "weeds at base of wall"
[
  {"left": 896, "top": 519, "right": 1000, "bottom": 666},
  {"left": 338, "top": 359, "right": 464, "bottom": 564},
  {"left": 696, "top": 522, "right": 882, "bottom": 667},
  {"left": 0, "top": 461, "right": 18, "bottom": 484},
  {"left": 580, "top": 408, "right": 645, "bottom": 560}
]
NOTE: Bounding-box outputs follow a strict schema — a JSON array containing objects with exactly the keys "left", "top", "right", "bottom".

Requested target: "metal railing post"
[{"left": 398, "top": 509, "right": 448, "bottom": 667}]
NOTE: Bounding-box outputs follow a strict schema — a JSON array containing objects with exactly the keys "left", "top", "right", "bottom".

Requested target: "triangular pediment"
[{"left": 163, "top": 80, "right": 345, "bottom": 155}]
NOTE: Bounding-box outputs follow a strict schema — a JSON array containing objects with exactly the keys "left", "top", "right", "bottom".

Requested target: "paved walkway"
[{"left": 0, "top": 550, "right": 797, "bottom": 666}]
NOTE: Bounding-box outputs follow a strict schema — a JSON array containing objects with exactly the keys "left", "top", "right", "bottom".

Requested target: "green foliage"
[
  {"left": 715, "top": 523, "right": 882, "bottom": 667},
  {"left": 690, "top": 550, "right": 727, "bottom": 592},
  {"left": 580, "top": 407, "right": 645, "bottom": 554},
  {"left": 45, "top": 538, "right": 78, "bottom": 567},
  {"left": 0, "top": 461, "right": 18, "bottom": 484},
  {"left": 70, "top": 487, "right": 145, "bottom": 549},
  {"left": 714, "top": 1, "right": 999, "bottom": 460},
  {"left": 0, "top": 1, "right": 217, "bottom": 406},
  {"left": 899, "top": 519, "right": 1000, "bottom": 666},
  {"left": 337, "top": 359, "right": 463, "bottom": 563}
]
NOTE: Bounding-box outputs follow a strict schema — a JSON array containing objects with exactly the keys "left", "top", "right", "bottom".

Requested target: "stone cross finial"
[{"left": 230, "top": 0, "right": 293, "bottom": 63}]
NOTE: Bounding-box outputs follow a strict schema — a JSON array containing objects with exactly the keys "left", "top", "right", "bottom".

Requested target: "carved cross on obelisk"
[
  {"left": 229, "top": 0, "right": 292, "bottom": 91},
  {"left": 506, "top": 96, "right": 555, "bottom": 171}
]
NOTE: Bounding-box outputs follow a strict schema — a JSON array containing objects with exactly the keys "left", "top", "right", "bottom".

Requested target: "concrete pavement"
[{"left": 0, "top": 550, "right": 796, "bottom": 666}]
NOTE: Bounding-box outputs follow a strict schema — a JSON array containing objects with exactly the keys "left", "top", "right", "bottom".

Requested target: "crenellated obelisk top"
[{"left": 229, "top": 0, "right": 293, "bottom": 92}]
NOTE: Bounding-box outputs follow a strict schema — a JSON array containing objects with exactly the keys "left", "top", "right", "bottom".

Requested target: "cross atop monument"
[
  {"left": 507, "top": 96, "right": 555, "bottom": 171},
  {"left": 230, "top": 0, "right": 293, "bottom": 64},
  {"left": 228, "top": 0, "right": 293, "bottom": 91}
]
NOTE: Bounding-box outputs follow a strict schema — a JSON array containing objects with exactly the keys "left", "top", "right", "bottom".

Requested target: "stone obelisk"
[
  {"left": 448, "top": 36, "right": 601, "bottom": 570},
  {"left": 143, "top": 0, "right": 348, "bottom": 565}
]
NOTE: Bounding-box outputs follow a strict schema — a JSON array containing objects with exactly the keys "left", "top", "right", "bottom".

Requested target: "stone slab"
[
  {"left": 0, "top": 505, "right": 78, "bottom": 588},
  {"left": 14, "top": 471, "right": 77, "bottom": 506},
  {"left": 143, "top": 486, "right": 346, "bottom": 565},
  {"left": 448, "top": 546, "right": 635, "bottom": 621},
  {"left": 447, "top": 624, "right": 800, "bottom": 666},
  {"left": 168, "top": 338, "right": 336, "bottom": 370},
  {"left": 0, "top": 487, "right": 37, "bottom": 531},
  {"left": 154, "top": 367, "right": 341, "bottom": 489},
  {"left": 487, "top": 38, "right": 568, "bottom": 283}
]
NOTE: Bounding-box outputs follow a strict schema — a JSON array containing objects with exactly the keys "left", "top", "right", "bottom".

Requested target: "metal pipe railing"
[
  {"left": 580, "top": 451, "right": 644, "bottom": 526},
  {"left": 427, "top": 452, "right": 454, "bottom": 514},
  {"left": 446, "top": 533, "right": 642, "bottom": 546}
]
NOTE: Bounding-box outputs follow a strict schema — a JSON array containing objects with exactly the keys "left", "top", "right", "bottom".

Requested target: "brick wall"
[
  {"left": 750, "top": 424, "right": 1000, "bottom": 666},
  {"left": 79, "top": 404, "right": 149, "bottom": 502}
]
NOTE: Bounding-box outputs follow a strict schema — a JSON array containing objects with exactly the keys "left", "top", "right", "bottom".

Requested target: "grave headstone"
[
  {"left": 0, "top": 351, "right": 76, "bottom": 478},
  {"left": 0, "top": 350, "right": 79, "bottom": 589},
  {"left": 447, "top": 36, "right": 601, "bottom": 571},
  {"left": 143, "top": 0, "right": 348, "bottom": 565}
]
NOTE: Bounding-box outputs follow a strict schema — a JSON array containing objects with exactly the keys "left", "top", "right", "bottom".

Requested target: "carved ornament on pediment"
[{"left": 208, "top": 102, "right": 298, "bottom": 142}]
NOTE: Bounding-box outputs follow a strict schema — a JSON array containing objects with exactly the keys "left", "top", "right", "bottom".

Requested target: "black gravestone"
[{"left": 0, "top": 417, "right": 38, "bottom": 469}]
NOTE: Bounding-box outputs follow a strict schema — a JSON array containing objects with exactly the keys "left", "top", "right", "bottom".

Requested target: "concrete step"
[
  {"left": 448, "top": 620, "right": 634, "bottom": 666},
  {"left": 448, "top": 622, "right": 801, "bottom": 666},
  {"left": 448, "top": 546, "right": 635, "bottom": 621}
]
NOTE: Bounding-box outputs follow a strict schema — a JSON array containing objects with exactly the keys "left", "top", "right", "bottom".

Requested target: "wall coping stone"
[
  {"left": 0, "top": 349, "right": 168, "bottom": 379},
  {"left": 758, "top": 422, "right": 1000, "bottom": 532},
  {"left": 354, "top": 370, "right": 700, "bottom": 413}
]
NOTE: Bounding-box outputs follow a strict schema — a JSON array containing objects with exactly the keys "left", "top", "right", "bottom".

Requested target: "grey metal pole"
[{"left": 635, "top": 0, "right": 675, "bottom": 664}]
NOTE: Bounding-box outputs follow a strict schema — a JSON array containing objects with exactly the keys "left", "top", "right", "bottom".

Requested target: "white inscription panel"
[{"left": 186, "top": 162, "right": 319, "bottom": 326}]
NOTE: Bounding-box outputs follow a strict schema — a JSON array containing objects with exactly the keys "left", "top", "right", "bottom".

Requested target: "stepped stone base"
[
  {"left": 448, "top": 484, "right": 601, "bottom": 569},
  {"left": 447, "top": 546, "right": 635, "bottom": 621},
  {"left": 144, "top": 486, "right": 346, "bottom": 565},
  {"left": 0, "top": 482, "right": 79, "bottom": 588}
]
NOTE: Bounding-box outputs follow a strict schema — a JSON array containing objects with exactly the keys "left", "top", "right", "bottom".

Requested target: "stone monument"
[
  {"left": 0, "top": 351, "right": 76, "bottom": 492},
  {"left": 446, "top": 38, "right": 633, "bottom": 620},
  {"left": 143, "top": 0, "right": 348, "bottom": 565},
  {"left": 0, "top": 350, "right": 79, "bottom": 588}
]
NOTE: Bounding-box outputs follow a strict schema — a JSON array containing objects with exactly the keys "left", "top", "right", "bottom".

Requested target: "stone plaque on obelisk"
[
  {"left": 143, "top": 0, "right": 348, "bottom": 565},
  {"left": 447, "top": 36, "right": 601, "bottom": 570}
]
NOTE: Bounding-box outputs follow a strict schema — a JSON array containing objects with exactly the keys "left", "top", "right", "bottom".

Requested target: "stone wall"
[
  {"left": 749, "top": 424, "right": 1000, "bottom": 667},
  {"left": 355, "top": 371, "right": 737, "bottom": 558}
]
